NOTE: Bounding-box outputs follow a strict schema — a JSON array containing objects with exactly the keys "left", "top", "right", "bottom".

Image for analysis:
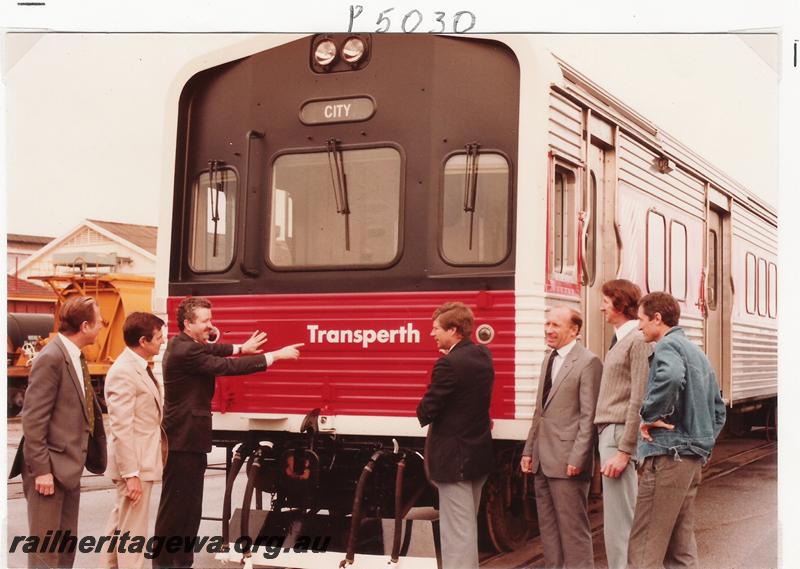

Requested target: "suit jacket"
[
  {"left": 12, "top": 335, "right": 107, "bottom": 488},
  {"left": 416, "top": 338, "right": 494, "bottom": 483},
  {"left": 162, "top": 332, "right": 268, "bottom": 453},
  {"left": 104, "top": 348, "right": 167, "bottom": 481},
  {"left": 523, "top": 342, "right": 602, "bottom": 479}
]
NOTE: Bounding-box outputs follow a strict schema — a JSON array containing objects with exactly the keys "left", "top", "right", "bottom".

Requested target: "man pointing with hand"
[{"left": 153, "top": 296, "right": 303, "bottom": 568}]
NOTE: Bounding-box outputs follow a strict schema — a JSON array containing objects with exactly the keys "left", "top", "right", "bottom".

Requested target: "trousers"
[
  {"left": 432, "top": 475, "right": 488, "bottom": 569},
  {"left": 101, "top": 479, "right": 155, "bottom": 569},
  {"left": 534, "top": 471, "right": 594, "bottom": 569},
  {"left": 22, "top": 472, "right": 81, "bottom": 569},
  {"left": 598, "top": 424, "right": 638, "bottom": 569},
  {"left": 153, "top": 451, "right": 207, "bottom": 568},
  {"left": 628, "top": 454, "right": 702, "bottom": 569}
]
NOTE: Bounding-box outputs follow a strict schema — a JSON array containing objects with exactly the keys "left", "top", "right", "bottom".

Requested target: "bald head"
[{"left": 545, "top": 305, "right": 582, "bottom": 349}]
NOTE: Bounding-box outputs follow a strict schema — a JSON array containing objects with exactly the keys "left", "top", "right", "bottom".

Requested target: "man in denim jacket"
[{"left": 628, "top": 292, "right": 726, "bottom": 569}]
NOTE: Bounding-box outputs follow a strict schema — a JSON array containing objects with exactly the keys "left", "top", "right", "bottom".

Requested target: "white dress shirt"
[
  {"left": 614, "top": 319, "right": 639, "bottom": 343},
  {"left": 551, "top": 338, "right": 577, "bottom": 389},
  {"left": 226, "top": 344, "right": 274, "bottom": 366},
  {"left": 58, "top": 333, "right": 86, "bottom": 401}
]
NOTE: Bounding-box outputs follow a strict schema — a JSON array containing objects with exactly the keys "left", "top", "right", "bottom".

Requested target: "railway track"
[{"left": 478, "top": 439, "right": 777, "bottom": 568}]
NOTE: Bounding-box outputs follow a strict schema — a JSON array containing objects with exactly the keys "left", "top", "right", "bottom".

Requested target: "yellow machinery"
[{"left": 7, "top": 273, "right": 154, "bottom": 415}]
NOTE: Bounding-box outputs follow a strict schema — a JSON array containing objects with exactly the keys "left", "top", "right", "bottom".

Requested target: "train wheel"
[
  {"left": 765, "top": 400, "right": 777, "bottom": 442},
  {"left": 483, "top": 466, "right": 536, "bottom": 552},
  {"left": 8, "top": 387, "right": 25, "bottom": 417}
]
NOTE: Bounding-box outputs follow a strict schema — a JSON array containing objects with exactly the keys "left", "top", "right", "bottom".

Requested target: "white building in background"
[
  {"left": 7, "top": 233, "right": 55, "bottom": 275},
  {"left": 15, "top": 219, "right": 157, "bottom": 281}
]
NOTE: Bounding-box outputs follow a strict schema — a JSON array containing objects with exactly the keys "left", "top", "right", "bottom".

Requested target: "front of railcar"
[{"left": 154, "top": 34, "right": 562, "bottom": 566}]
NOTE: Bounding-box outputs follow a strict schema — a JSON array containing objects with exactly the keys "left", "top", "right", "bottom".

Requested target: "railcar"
[{"left": 155, "top": 34, "right": 778, "bottom": 566}]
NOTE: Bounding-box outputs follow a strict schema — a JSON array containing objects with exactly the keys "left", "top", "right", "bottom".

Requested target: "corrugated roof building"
[{"left": 13, "top": 219, "right": 157, "bottom": 282}]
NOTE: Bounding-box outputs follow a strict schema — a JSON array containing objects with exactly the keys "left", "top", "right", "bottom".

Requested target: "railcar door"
[
  {"left": 581, "top": 127, "right": 613, "bottom": 355},
  {"left": 706, "top": 206, "right": 729, "bottom": 398}
]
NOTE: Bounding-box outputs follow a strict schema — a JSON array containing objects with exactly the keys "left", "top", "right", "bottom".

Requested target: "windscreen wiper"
[
  {"left": 326, "top": 138, "right": 351, "bottom": 251},
  {"left": 462, "top": 142, "right": 480, "bottom": 250},
  {"left": 208, "top": 159, "right": 224, "bottom": 257}
]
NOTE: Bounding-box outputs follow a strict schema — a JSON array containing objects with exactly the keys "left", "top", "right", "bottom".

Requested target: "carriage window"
[
  {"left": 189, "top": 167, "right": 237, "bottom": 272},
  {"left": 707, "top": 229, "right": 718, "bottom": 310},
  {"left": 441, "top": 152, "right": 510, "bottom": 265},
  {"left": 551, "top": 166, "right": 576, "bottom": 274},
  {"left": 269, "top": 147, "right": 401, "bottom": 268},
  {"left": 757, "top": 257, "right": 767, "bottom": 316},
  {"left": 745, "top": 252, "right": 756, "bottom": 314},
  {"left": 670, "top": 221, "right": 687, "bottom": 301},
  {"left": 646, "top": 211, "right": 666, "bottom": 293},
  {"left": 768, "top": 262, "right": 777, "bottom": 318}
]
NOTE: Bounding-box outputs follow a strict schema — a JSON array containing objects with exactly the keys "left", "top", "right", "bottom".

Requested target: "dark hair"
[
  {"left": 432, "top": 301, "right": 475, "bottom": 338},
  {"left": 58, "top": 296, "right": 98, "bottom": 334},
  {"left": 639, "top": 292, "right": 681, "bottom": 328},
  {"left": 123, "top": 312, "right": 166, "bottom": 347},
  {"left": 176, "top": 297, "right": 212, "bottom": 331},
  {"left": 602, "top": 279, "right": 642, "bottom": 320}
]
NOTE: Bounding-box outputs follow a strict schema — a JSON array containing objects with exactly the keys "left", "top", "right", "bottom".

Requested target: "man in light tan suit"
[
  {"left": 521, "top": 306, "right": 602, "bottom": 569},
  {"left": 102, "top": 312, "right": 167, "bottom": 569}
]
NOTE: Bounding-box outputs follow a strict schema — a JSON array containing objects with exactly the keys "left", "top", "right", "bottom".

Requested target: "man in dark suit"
[
  {"left": 153, "top": 296, "right": 302, "bottom": 568},
  {"left": 15, "top": 296, "right": 107, "bottom": 568},
  {"left": 521, "top": 305, "right": 602, "bottom": 569},
  {"left": 416, "top": 301, "right": 494, "bottom": 569}
]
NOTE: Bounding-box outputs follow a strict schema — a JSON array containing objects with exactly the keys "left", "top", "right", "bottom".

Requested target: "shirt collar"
[
  {"left": 58, "top": 332, "right": 83, "bottom": 360},
  {"left": 615, "top": 319, "right": 639, "bottom": 341},
  {"left": 555, "top": 338, "right": 577, "bottom": 358},
  {"left": 124, "top": 347, "right": 149, "bottom": 369}
]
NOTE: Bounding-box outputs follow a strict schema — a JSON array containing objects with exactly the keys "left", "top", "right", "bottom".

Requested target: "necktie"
[
  {"left": 541, "top": 349, "right": 558, "bottom": 405},
  {"left": 609, "top": 334, "right": 618, "bottom": 351},
  {"left": 145, "top": 366, "right": 159, "bottom": 388},
  {"left": 79, "top": 353, "right": 95, "bottom": 436}
]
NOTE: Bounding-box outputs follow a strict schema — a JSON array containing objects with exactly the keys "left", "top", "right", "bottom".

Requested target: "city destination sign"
[{"left": 299, "top": 97, "right": 375, "bottom": 125}]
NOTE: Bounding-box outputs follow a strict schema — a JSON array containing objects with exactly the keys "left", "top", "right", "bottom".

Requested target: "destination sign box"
[{"left": 300, "top": 97, "right": 375, "bottom": 125}]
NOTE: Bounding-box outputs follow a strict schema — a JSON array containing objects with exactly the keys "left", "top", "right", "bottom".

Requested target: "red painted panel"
[{"left": 167, "top": 291, "right": 516, "bottom": 419}]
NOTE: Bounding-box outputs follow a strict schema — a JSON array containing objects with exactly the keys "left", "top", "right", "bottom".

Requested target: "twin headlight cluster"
[{"left": 312, "top": 35, "right": 370, "bottom": 71}]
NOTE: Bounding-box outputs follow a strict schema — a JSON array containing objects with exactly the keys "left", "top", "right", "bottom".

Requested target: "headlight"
[
  {"left": 476, "top": 324, "right": 495, "bottom": 344},
  {"left": 314, "top": 39, "right": 338, "bottom": 66},
  {"left": 342, "top": 36, "right": 366, "bottom": 64}
]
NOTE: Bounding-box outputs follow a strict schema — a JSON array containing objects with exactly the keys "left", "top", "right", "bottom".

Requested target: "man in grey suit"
[
  {"left": 521, "top": 305, "right": 602, "bottom": 569},
  {"left": 15, "top": 296, "right": 108, "bottom": 568}
]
